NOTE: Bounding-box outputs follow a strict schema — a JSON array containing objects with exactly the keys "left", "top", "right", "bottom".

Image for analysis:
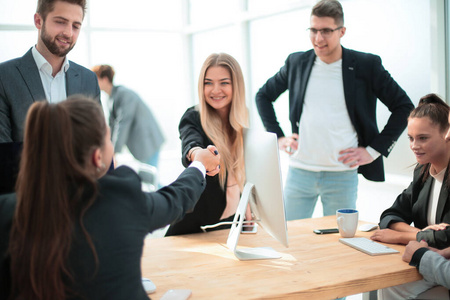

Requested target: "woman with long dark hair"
[{"left": 0, "top": 95, "right": 219, "bottom": 300}]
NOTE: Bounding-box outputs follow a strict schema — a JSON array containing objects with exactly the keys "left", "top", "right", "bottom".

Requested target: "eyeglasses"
[{"left": 307, "top": 26, "right": 342, "bottom": 38}]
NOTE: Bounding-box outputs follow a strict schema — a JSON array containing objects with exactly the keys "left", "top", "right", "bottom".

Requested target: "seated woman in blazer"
[
  {"left": 371, "top": 93, "right": 450, "bottom": 299},
  {"left": 166, "top": 53, "right": 251, "bottom": 236},
  {"left": 0, "top": 96, "right": 220, "bottom": 300}
]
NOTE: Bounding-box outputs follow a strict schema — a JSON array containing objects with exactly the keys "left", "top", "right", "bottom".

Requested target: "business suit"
[
  {"left": 0, "top": 48, "right": 100, "bottom": 143},
  {"left": 0, "top": 165, "right": 206, "bottom": 299},
  {"left": 165, "top": 106, "right": 232, "bottom": 236},
  {"left": 256, "top": 46, "right": 414, "bottom": 182},
  {"left": 110, "top": 86, "right": 165, "bottom": 163},
  {"left": 379, "top": 165, "right": 450, "bottom": 249}
]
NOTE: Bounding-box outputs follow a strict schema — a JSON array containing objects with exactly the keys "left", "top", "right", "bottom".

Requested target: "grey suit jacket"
[
  {"left": 0, "top": 48, "right": 100, "bottom": 142},
  {"left": 110, "top": 86, "right": 165, "bottom": 163},
  {"left": 420, "top": 250, "right": 450, "bottom": 289}
]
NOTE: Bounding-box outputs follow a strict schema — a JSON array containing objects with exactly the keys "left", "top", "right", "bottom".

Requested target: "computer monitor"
[{"left": 226, "top": 128, "right": 288, "bottom": 260}]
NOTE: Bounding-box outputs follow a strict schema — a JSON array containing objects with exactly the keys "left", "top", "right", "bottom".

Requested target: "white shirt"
[
  {"left": 189, "top": 161, "right": 206, "bottom": 178},
  {"left": 428, "top": 167, "right": 446, "bottom": 225},
  {"left": 290, "top": 57, "right": 359, "bottom": 172},
  {"left": 31, "top": 46, "right": 70, "bottom": 103}
]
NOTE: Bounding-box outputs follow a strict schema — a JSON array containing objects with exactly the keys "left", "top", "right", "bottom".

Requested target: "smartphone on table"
[{"left": 313, "top": 228, "right": 339, "bottom": 234}]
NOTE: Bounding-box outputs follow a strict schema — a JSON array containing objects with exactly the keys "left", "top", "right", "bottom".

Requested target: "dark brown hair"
[
  {"left": 410, "top": 93, "right": 450, "bottom": 133},
  {"left": 311, "top": 0, "right": 344, "bottom": 26},
  {"left": 409, "top": 93, "right": 450, "bottom": 186},
  {"left": 91, "top": 64, "right": 115, "bottom": 83},
  {"left": 9, "top": 96, "right": 105, "bottom": 300},
  {"left": 36, "top": 0, "right": 87, "bottom": 20}
]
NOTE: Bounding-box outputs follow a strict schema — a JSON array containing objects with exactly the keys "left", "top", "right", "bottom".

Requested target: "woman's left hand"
[
  {"left": 370, "top": 229, "right": 400, "bottom": 243},
  {"left": 371, "top": 228, "right": 419, "bottom": 245},
  {"left": 370, "top": 228, "right": 416, "bottom": 245}
]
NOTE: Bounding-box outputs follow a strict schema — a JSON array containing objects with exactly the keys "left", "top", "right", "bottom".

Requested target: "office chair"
[
  {"left": 114, "top": 150, "right": 160, "bottom": 192},
  {"left": 416, "top": 285, "right": 449, "bottom": 299},
  {"left": 136, "top": 162, "right": 159, "bottom": 192}
]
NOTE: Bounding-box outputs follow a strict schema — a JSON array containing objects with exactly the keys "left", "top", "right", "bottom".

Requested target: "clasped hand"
[{"left": 191, "top": 145, "right": 221, "bottom": 176}]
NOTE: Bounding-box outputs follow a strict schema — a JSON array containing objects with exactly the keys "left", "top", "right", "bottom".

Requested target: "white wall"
[
  {"left": 246, "top": 0, "right": 432, "bottom": 177},
  {"left": 0, "top": 0, "right": 444, "bottom": 183}
]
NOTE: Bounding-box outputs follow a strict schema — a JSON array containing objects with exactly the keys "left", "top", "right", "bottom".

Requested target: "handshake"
[{"left": 190, "top": 145, "right": 221, "bottom": 176}]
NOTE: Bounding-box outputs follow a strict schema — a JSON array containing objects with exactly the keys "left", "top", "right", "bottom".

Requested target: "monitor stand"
[{"left": 226, "top": 182, "right": 281, "bottom": 261}]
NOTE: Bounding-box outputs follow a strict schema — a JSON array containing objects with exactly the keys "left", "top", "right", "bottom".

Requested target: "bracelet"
[{"left": 189, "top": 147, "right": 201, "bottom": 161}]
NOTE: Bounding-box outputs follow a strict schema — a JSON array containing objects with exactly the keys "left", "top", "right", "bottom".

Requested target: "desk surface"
[{"left": 141, "top": 216, "right": 422, "bottom": 299}]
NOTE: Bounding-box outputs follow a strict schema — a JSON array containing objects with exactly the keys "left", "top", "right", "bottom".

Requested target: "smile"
[{"left": 56, "top": 37, "right": 70, "bottom": 45}]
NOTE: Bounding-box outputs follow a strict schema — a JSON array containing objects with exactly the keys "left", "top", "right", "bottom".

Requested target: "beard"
[{"left": 40, "top": 21, "right": 75, "bottom": 57}]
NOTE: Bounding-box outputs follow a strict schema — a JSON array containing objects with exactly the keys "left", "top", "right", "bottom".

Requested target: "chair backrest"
[
  {"left": 137, "top": 163, "right": 158, "bottom": 192},
  {"left": 114, "top": 150, "right": 159, "bottom": 192}
]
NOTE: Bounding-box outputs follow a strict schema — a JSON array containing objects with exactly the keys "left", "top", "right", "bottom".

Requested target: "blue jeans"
[
  {"left": 146, "top": 150, "right": 160, "bottom": 168},
  {"left": 284, "top": 167, "right": 358, "bottom": 221},
  {"left": 144, "top": 150, "right": 161, "bottom": 188}
]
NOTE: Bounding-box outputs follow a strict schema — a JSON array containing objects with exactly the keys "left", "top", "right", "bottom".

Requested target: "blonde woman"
[{"left": 166, "top": 53, "right": 251, "bottom": 236}]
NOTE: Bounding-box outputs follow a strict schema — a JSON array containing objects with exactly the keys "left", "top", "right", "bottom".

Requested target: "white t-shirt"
[
  {"left": 428, "top": 167, "right": 446, "bottom": 225},
  {"left": 290, "top": 57, "right": 358, "bottom": 172}
]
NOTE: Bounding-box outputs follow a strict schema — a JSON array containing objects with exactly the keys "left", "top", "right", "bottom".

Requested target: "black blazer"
[
  {"left": 0, "top": 142, "right": 22, "bottom": 195},
  {"left": 0, "top": 166, "right": 205, "bottom": 299},
  {"left": 379, "top": 165, "right": 450, "bottom": 249},
  {"left": 255, "top": 47, "right": 414, "bottom": 181},
  {"left": 166, "top": 107, "right": 231, "bottom": 236}
]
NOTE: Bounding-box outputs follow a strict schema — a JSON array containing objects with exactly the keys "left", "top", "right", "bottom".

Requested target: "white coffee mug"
[{"left": 336, "top": 208, "right": 359, "bottom": 238}]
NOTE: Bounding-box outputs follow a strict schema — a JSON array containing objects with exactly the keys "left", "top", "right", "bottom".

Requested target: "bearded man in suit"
[
  {"left": 0, "top": 0, "right": 100, "bottom": 143},
  {"left": 0, "top": 0, "right": 100, "bottom": 194}
]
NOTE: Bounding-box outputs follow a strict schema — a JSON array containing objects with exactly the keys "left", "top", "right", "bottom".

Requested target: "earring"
[{"left": 96, "top": 162, "right": 106, "bottom": 173}]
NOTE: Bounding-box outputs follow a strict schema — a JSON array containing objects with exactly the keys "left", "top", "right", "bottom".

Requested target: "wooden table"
[{"left": 141, "top": 216, "right": 422, "bottom": 299}]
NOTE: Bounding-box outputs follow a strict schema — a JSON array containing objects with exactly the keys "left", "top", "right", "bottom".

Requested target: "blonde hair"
[{"left": 198, "top": 53, "right": 248, "bottom": 191}]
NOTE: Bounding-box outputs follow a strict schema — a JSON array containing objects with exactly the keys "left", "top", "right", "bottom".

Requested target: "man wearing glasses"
[{"left": 256, "top": 0, "right": 413, "bottom": 221}]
